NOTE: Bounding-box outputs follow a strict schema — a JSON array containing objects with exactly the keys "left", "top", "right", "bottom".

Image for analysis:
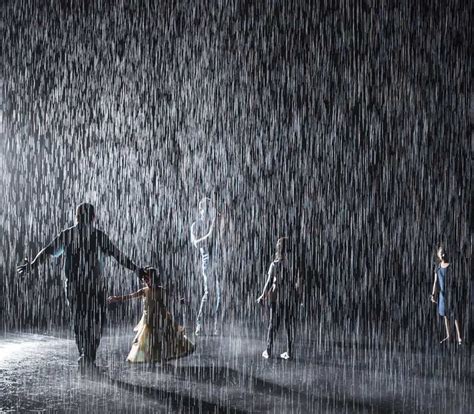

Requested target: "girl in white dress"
[{"left": 108, "top": 267, "right": 195, "bottom": 363}]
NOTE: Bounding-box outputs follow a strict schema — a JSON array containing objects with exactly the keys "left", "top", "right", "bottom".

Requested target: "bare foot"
[{"left": 440, "top": 336, "right": 450, "bottom": 344}]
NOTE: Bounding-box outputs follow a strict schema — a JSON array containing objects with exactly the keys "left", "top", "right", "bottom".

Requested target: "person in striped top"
[{"left": 190, "top": 197, "right": 221, "bottom": 336}]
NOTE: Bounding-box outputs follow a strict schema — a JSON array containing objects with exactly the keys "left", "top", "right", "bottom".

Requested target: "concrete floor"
[{"left": 0, "top": 329, "right": 472, "bottom": 413}]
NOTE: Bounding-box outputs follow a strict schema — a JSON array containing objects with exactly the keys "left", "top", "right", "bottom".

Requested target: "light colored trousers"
[{"left": 196, "top": 248, "right": 221, "bottom": 329}]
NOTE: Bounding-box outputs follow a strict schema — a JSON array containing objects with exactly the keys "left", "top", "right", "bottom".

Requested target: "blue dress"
[{"left": 436, "top": 264, "right": 459, "bottom": 318}]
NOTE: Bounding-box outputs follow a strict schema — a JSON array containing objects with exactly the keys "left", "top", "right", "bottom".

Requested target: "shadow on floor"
[
  {"left": 154, "top": 364, "right": 400, "bottom": 414},
  {"left": 108, "top": 373, "right": 247, "bottom": 414}
]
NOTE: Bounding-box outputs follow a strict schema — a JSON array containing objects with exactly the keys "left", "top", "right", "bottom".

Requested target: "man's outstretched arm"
[
  {"left": 99, "top": 231, "right": 145, "bottom": 278},
  {"left": 17, "top": 231, "right": 66, "bottom": 275}
]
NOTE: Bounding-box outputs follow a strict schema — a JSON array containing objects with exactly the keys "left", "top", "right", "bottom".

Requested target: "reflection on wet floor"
[{"left": 0, "top": 331, "right": 472, "bottom": 413}]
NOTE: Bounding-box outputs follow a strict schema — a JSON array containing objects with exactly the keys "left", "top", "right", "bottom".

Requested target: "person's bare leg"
[
  {"left": 213, "top": 277, "right": 221, "bottom": 336},
  {"left": 454, "top": 319, "right": 462, "bottom": 344},
  {"left": 440, "top": 317, "right": 450, "bottom": 343},
  {"left": 196, "top": 267, "right": 209, "bottom": 336}
]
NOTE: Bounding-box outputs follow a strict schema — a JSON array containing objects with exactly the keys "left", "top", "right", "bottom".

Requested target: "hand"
[
  {"left": 179, "top": 297, "right": 186, "bottom": 305},
  {"left": 107, "top": 296, "right": 121, "bottom": 305},
  {"left": 430, "top": 294, "right": 437, "bottom": 304},
  {"left": 256, "top": 296, "right": 265, "bottom": 305},
  {"left": 17, "top": 258, "right": 30, "bottom": 275}
]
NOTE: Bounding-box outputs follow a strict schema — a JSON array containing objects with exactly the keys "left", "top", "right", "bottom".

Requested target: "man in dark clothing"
[{"left": 17, "top": 203, "right": 145, "bottom": 372}]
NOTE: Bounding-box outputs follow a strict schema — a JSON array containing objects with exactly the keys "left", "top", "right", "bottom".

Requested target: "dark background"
[{"left": 0, "top": 0, "right": 471, "bottom": 348}]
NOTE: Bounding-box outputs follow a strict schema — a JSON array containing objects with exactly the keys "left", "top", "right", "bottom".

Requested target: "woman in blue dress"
[{"left": 430, "top": 246, "right": 463, "bottom": 345}]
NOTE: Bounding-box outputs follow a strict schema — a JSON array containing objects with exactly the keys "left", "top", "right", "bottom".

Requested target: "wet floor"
[{"left": 0, "top": 329, "right": 472, "bottom": 413}]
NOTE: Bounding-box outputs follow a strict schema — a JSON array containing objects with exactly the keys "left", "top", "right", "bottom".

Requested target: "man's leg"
[
  {"left": 73, "top": 304, "right": 84, "bottom": 358},
  {"left": 196, "top": 253, "right": 209, "bottom": 335},
  {"left": 66, "top": 292, "right": 81, "bottom": 358},
  {"left": 86, "top": 290, "right": 107, "bottom": 364},
  {"left": 72, "top": 292, "right": 91, "bottom": 372},
  {"left": 83, "top": 306, "right": 95, "bottom": 363},
  {"left": 81, "top": 293, "right": 96, "bottom": 365}
]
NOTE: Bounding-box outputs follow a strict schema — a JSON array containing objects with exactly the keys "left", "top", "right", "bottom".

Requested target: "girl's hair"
[
  {"left": 143, "top": 265, "right": 161, "bottom": 288},
  {"left": 437, "top": 246, "right": 449, "bottom": 263},
  {"left": 275, "top": 237, "right": 289, "bottom": 262}
]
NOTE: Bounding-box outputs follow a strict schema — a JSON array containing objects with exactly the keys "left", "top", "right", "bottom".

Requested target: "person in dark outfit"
[
  {"left": 17, "top": 203, "right": 145, "bottom": 372},
  {"left": 430, "top": 246, "right": 463, "bottom": 345},
  {"left": 257, "top": 237, "right": 301, "bottom": 360}
]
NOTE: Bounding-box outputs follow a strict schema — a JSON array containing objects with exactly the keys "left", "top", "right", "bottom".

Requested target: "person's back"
[
  {"left": 59, "top": 225, "right": 103, "bottom": 275},
  {"left": 18, "top": 202, "right": 144, "bottom": 372},
  {"left": 268, "top": 257, "right": 299, "bottom": 303},
  {"left": 48, "top": 223, "right": 135, "bottom": 297}
]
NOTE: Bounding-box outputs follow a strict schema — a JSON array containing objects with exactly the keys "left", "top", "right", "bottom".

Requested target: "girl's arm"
[
  {"left": 257, "top": 262, "right": 274, "bottom": 303},
  {"left": 107, "top": 289, "right": 145, "bottom": 304},
  {"left": 430, "top": 272, "right": 438, "bottom": 303}
]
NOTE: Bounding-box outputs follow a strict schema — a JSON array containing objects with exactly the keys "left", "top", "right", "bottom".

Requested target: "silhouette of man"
[{"left": 17, "top": 203, "right": 145, "bottom": 372}]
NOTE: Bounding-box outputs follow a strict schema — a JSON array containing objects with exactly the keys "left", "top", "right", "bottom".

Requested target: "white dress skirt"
[{"left": 127, "top": 287, "right": 194, "bottom": 363}]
